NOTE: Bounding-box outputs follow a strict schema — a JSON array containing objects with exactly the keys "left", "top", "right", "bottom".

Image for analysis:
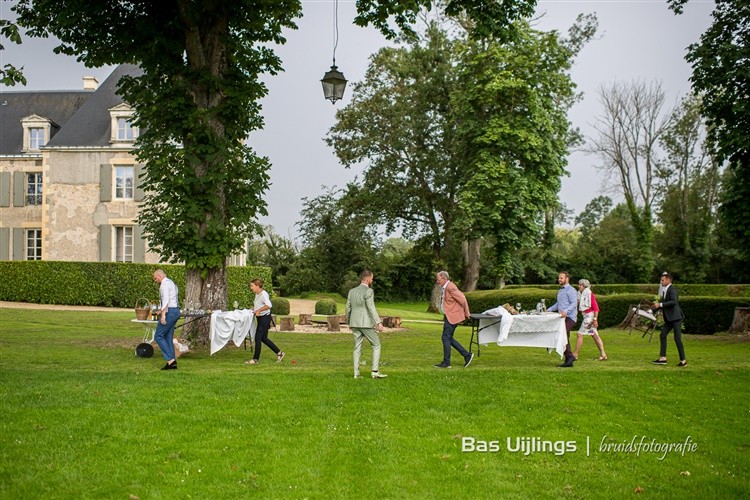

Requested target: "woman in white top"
[{"left": 245, "top": 279, "right": 285, "bottom": 364}]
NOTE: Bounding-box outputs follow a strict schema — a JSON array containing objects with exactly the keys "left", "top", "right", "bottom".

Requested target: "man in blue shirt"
[{"left": 547, "top": 271, "right": 577, "bottom": 368}]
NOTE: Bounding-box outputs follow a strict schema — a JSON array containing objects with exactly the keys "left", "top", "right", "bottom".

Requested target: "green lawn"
[{"left": 1, "top": 307, "right": 748, "bottom": 498}]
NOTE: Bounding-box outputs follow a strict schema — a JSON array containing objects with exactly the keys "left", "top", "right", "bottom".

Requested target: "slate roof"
[
  {"left": 0, "top": 64, "right": 142, "bottom": 154},
  {"left": 47, "top": 64, "right": 142, "bottom": 147},
  {"left": 0, "top": 90, "right": 90, "bottom": 154}
]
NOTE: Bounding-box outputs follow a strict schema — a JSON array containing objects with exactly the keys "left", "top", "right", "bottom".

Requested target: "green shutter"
[
  {"left": 100, "top": 164, "right": 112, "bottom": 202},
  {"left": 0, "top": 172, "right": 10, "bottom": 207},
  {"left": 99, "top": 224, "right": 112, "bottom": 262},
  {"left": 12, "top": 227, "right": 23, "bottom": 260},
  {"left": 134, "top": 163, "right": 145, "bottom": 201},
  {"left": 133, "top": 225, "right": 146, "bottom": 263},
  {"left": 0, "top": 227, "right": 9, "bottom": 260},
  {"left": 13, "top": 171, "right": 25, "bottom": 207}
]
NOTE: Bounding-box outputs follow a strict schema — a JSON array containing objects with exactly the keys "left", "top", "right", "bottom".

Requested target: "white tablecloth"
[
  {"left": 210, "top": 310, "right": 256, "bottom": 355},
  {"left": 478, "top": 312, "right": 567, "bottom": 358}
]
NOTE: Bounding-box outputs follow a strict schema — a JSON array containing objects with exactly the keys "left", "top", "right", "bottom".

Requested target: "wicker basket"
[{"left": 134, "top": 298, "right": 151, "bottom": 320}]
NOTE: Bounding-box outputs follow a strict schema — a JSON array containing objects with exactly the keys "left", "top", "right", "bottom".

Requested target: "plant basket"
[{"left": 134, "top": 298, "right": 151, "bottom": 320}]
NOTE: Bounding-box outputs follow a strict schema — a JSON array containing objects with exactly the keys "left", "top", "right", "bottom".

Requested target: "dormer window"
[
  {"left": 117, "top": 117, "right": 137, "bottom": 141},
  {"left": 20, "top": 114, "right": 55, "bottom": 152},
  {"left": 109, "top": 103, "right": 138, "bottom": 145},
  {"left": 29, "top": 128, "right": 46, "bottom": 149}
]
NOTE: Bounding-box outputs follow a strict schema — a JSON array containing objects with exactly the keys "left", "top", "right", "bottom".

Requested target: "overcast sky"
[{"left": 1, "top": 0, "right": 715, "bottom": 240}]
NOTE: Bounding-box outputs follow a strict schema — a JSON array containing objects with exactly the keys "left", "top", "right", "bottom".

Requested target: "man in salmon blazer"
[{"left": 434, "top": 270, "right": 473, "bottom": 369}]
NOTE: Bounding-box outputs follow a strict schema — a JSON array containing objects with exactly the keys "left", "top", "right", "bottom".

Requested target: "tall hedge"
[
  {"left": 466, "top": 289, "right": 749, "bottom": 334},
  {"left": 501, "top": 283, "right": 750, "bottom": 297},
  {"left": 0, "top": 261, "right": 271, "bottom": 309}
]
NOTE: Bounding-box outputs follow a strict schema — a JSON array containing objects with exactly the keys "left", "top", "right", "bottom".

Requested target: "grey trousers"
[{"left": 352, "top": 327, "right": 381, "bottom": 376}]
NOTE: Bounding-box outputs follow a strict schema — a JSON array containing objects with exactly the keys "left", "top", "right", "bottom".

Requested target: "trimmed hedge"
[
  {"left": 0, "top": 261, "right": 272, "bottom": 309},
  {"left": 315, "top": 298, "right": 337, "bottom": 315},
  {"left": 466, "top": 289, "right": 749, "bottom": 334},
  {"left": 271, "top": 297, "right": 290, "bottom": 315},
  {"left": 501, "top": 283, "right": 750, "bottom": 297}
]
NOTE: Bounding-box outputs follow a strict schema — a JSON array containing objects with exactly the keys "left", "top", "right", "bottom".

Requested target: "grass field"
[{"left": 1, "top": 305, "right": 749, "bottom": 498}]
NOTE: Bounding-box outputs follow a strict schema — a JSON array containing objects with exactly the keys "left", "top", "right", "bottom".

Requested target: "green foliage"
[
  {"left": 670, "top": 0, "right": 750, "bottom": 265},
  {"left": 314, "top": 298, "right": 337, "bottom": 315},
  {"left": 281, "top": 189, "right": 376, "bottom": 296},
  {"left": 455, "top": 17, "right": 597, "bottom": 275},
  {"left": 271, "top": 297, "right": 290, "bottom": 315},
  {"left": 0, "top": 19, "right": 27, "bottom": 86},
  {"left": 0, "top": 261, "right": 270, "bottom": 308}
]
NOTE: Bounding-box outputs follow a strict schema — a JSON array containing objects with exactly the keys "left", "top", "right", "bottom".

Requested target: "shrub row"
[
  {"left": 0, "top": 261, "right": 272, "bottom": 309},
  {"left": 465, "top": 289, "right": 749, "bottom": 334},
  {"left": 501, "top": 283, "right": 750, "bottom": 297}
]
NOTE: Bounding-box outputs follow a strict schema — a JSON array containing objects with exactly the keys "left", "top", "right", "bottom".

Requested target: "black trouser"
[
  {"left": 564, "top": 317, "right": 575, "bottom": 361},
  {"left": 442, "top": 317, "right": 469, "bottom": 364},
  {"left": 659, "top": 319, "right": 685, "bottom": 360},
  {"left": 253, "top": 314, "right": 280, "bottom": 361}
]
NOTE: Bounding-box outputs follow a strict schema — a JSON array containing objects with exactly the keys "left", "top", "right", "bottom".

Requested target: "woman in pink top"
[{"left": 574, "top": 279, "right": 608, "bottom": 361}]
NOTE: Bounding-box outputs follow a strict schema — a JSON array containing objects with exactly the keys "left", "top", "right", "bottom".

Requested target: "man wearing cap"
[{"left": 651, "top": 272, "right": 687, "bottom": 367}]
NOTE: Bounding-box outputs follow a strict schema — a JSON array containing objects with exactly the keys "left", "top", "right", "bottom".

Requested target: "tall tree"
[
  {"left": 14, "top": 0, "right": 302, "bottom": 336},
  {"left": 656, "top": 93, "right": 720, "bottom": 281},
  {"left": 587, "top": 80, "right": 672, "bottom": 281},
  {"left": 328, "top": 16, "right": 595, "bottom": 298},
  {"left": 454, "top": 15, "right": 596, "bottom": 286},
  {"left": 669, "top": 0, "right": 750, "bottom": 265}
]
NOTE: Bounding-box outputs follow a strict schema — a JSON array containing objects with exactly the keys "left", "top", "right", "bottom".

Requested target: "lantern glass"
[{"left": 321, "top": 65, "right": 347, "bottom": 103}]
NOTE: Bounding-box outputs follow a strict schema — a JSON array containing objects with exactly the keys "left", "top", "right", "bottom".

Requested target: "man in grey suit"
[{"left": 346, "top": 269, "right": 387, "bottom": 379}]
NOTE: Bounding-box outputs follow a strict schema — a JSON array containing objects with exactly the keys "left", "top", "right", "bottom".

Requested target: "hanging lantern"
[
  {"left": 321, "top": 65, "right": 347, "bottom": 104},
  {"left": 321, "top": 0, "right": 346, "bottom": 104}
]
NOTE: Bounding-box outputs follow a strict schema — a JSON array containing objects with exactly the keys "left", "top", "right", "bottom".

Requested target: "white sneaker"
[{"left": 371, "top": 371, "right": 388, "bottom": 379}]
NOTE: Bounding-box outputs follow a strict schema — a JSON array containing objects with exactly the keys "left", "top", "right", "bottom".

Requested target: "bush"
[
  {"left": 0, "top": 261, "right": 271, "bottom": 309},
  {"left": 466, "top": 288, "right": 749, "bottom": 334},
  {"left": 315, "top": 298, "right": 337, "bottom": 315},
  {"left": 271, "top": 297, "right": 290, "bottom": 315}
]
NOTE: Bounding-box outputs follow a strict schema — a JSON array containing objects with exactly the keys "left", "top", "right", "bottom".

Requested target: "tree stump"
[
  {"left": 338, "top": 314, "right": 347, "bottom": 324},
  {"left": 382, "top": 316, "right": 402, "bottom": 328},
  {"left": 326, "top": 315, "right": 340, "bottom": 332},
  {"left": 730, "top": 307, "right": 750, "bottom": 333},
  {"left": 279, "top": 316, "right": 295, "bottom": 331},
  {"left": 299, "top": 313, "right": 312, "bottom": 325}
]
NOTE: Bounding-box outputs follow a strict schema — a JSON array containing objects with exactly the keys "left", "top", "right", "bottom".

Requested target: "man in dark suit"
[{"left": 651, "top": 272, "right": 687, "bottom": 367}]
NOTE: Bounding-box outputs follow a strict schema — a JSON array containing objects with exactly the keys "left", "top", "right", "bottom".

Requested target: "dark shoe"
[
  {"left": 434, "top": 362, "right": 452, "bottom": 369},
  {"left": 651, "top": 359, "right": 667, "bottom": 365},
  {"left": 162, "top": 361, "right": 177, "bottom": 370},
  {"left": 558, "top": 358, "right": 574, "bottom": 368},
  {"left": 677, "top": 360, "right": 687, "bottom": 367},
  {"left": 463, "top": 352, "right": 474, "bottom": 368}
]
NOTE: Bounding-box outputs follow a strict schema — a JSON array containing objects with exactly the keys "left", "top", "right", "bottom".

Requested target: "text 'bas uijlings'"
[{"left": 462, "top": 437, "right": 577, "bottom": 456}]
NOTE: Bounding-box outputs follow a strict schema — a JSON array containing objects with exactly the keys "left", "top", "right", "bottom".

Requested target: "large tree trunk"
[
  {"left": 184, "top": 265, "right": 228, "bottom": 344},
  {"left": 427, "top": 282, "right": 442, "bottom": 313},
  {"left": 462, "top": 239, "right": 481, "bottom": 292}
]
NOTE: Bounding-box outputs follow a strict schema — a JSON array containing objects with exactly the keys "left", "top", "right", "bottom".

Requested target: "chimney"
[{"left": 83, "top": 76, "right": 99, "bottom": 91}]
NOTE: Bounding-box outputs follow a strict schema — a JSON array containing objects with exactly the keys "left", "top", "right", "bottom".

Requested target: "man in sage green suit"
[{"left": 346, "top": 270, "right": 387, "bottom": 379}]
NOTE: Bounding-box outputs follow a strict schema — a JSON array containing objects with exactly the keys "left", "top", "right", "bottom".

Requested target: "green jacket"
[{"left": 346, "top": 283, "right": 381, "bottom": 329}]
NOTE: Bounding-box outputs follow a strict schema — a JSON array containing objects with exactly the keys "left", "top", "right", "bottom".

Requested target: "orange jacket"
[{"left": 442, "top": 281, "right": 471, "bottom": 325}]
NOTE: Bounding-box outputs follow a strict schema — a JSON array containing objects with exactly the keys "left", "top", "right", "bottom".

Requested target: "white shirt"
[
  {"left": 253, "top": 289, "right": 272, "bottom": 316},
  {"left": 159, "top": 277, "right": 179, "bottom": 309}
]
